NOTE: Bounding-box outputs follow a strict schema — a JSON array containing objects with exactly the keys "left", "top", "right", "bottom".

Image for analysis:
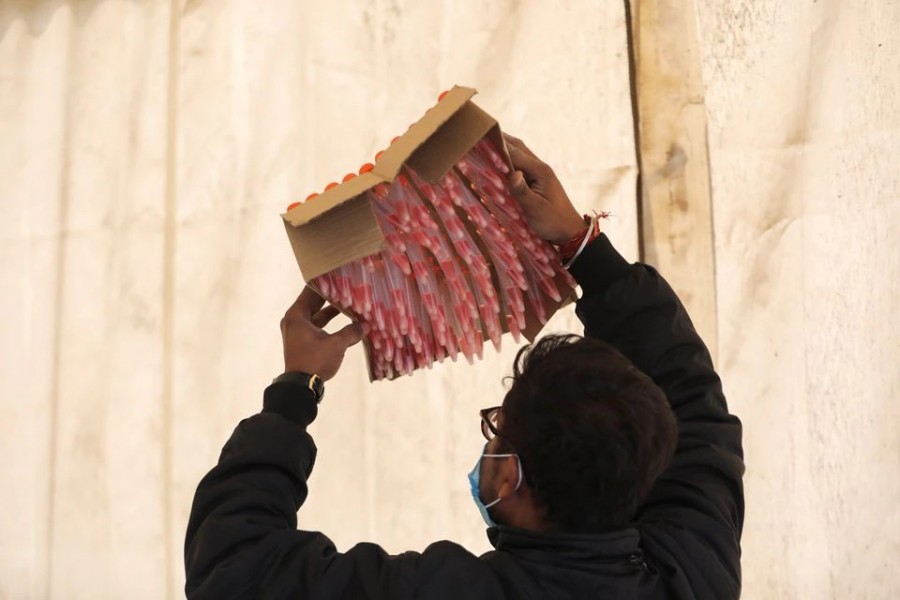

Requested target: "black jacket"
[{"left": 185, "top": 234, "right": 745, "bottom": 599}]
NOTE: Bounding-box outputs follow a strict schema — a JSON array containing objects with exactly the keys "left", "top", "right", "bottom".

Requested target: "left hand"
[{"left": 280, "top": 286, "right": 364, "bottom": 381}]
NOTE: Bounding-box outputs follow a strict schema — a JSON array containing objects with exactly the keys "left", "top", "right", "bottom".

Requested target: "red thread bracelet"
[{"left": 559, "top": 214, "right": 601, "bottom": 263}]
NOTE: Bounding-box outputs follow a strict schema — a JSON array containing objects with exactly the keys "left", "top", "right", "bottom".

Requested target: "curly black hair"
[{"left": 499, "top": 333, "right": 677, "bottom": 533}]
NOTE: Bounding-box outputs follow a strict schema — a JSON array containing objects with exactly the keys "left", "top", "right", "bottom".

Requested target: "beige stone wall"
[
  {"left": 697, "top": 2, "right": 900, "bottom": 596},
  {"left": 0, "top": 1, "right": 896, "bottom": 598}
]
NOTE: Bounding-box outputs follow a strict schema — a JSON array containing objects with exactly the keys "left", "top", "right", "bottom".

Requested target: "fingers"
[
  {"left": 504, "top": 135, "right": 549, "bottom": 182},
  {"left": 286, "top": 286, "right": 325, "bottom": 320},
  {"left": 503, "top": 133, "right": 544, "bottom": 164},
  {"left": 508, "top": 169, "right": 545, "bottom": 210},
  {"left": 509, "top": 170, "right": 529, "bottom": 196},
  {"left": 331, "top": 321, "right": 365, "bottom": 350},
  {"left": 311, "top": 305, "right": 341, "bottom": 329}
]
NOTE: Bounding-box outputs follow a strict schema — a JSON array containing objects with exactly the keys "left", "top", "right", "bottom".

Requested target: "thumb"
[
  {"left": 331, "top": 321, "right": 365, "bottom": 349},
  {"left": 509, "top": 170, "right": 544, "bottom": 207}
]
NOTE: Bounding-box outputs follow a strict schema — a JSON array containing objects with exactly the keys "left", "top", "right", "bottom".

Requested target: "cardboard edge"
[
  {"left": 373, "top": 86, "right": 479, "bottom": 181},
  {"left": 283, "top": 86, "right": 479, "bottom": 228},
  {"left": 283, "top": 172, "right": 386, "bottom": 227},
  {"left": 282, "top": 195, "right": 386, "bottom": 281},
  {"left": 406, "top": 102, "right": 498, "bottom": 182}
]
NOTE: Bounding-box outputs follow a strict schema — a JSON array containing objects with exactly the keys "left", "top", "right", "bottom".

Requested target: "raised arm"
[
  {"left": 506, "top": 134, "right": 744, "bottom": 597},
  {"left": 185, "top": 286, "right": 512, "bottom": 598},
  {"left": 183, "top": 290, "right": 385, "bottom": 597},
  {"left": 568, "top": 239, "right": 744, "bottom": 571}
]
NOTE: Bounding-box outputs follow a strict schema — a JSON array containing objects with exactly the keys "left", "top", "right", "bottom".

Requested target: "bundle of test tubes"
[{"left": 305, "top": 136, "right": 576, "bottom": 380}]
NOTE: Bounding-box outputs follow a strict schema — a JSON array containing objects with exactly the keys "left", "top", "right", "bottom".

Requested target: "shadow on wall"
[{"left": 0, "top": 0, "right": 116, "bottom": 39}]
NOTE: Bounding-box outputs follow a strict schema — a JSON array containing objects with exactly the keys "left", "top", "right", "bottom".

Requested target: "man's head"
[{"left": 476, "top": 333, "right": 677, "bottom": 533}]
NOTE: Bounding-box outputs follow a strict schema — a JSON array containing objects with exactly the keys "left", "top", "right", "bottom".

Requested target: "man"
[{"left": 185, "top": 135, "right": 744, "bottom": 598}]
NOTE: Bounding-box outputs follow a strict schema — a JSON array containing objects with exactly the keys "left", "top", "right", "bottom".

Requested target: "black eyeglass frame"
[
  {"left": 479, "top": 406, "right": 515, "bottom": 449},
  {"left": 479, "top": 406, "right": 529, "bottom": 484}
]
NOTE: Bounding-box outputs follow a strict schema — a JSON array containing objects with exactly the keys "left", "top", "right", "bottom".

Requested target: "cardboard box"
[{"left": 281, "top": 86, "right": 575, "bottom": 380}]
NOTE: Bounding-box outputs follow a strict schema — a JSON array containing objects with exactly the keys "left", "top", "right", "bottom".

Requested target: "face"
[{"left": 474, "top": 404, "right": 541, "bottom": 531}]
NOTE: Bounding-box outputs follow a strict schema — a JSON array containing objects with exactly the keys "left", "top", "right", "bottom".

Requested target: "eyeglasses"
[
  {"left": 479, "top": 406, "right": 503, "bottom": 442},
  {"left": 479, "top": 406, "right": 526, "bottom": 482}
]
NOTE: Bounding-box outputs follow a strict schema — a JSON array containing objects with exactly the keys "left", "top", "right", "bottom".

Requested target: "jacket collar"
[{"left": 487, "top": 524, "right": 642, "bottom": 564}]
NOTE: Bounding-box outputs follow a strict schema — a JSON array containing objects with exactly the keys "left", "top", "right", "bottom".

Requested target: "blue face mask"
[{"left": 468, "top": 443, "right": 524, "bottom": 527}]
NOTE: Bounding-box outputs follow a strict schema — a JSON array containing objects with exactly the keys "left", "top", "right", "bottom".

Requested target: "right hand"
[
  {"left": 280, "top": 286, "right": 364, "bottom": 381},
  {"left": 504, "top": 133, "right": 586, "bottom": 245}
]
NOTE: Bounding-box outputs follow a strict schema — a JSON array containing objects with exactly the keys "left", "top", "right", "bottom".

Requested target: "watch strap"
[{"left": 272, "top": 371, "right": 325, "bottom": 402}]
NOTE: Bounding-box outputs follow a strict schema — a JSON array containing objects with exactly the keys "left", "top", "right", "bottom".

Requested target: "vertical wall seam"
[
  {"left": 702, "top": 120, "right": 720, "bottom": 363},
  {"left": 162, "top": 0, "right": 180, "bottom": 596},
  {"left": 693, "top": 7, "right": 719, "bottom": 363},
  {"left": 622, "top": 0, "right": 645, "bottom": 263},
  {"left": 363, "top": 0, "right": 386, "bottom": 541},
  {"left": 46, "top": 7, "right": 78, "bottom": 595},
  {"left": 622, "top": 0, "right": 718, "bottom": 359}
]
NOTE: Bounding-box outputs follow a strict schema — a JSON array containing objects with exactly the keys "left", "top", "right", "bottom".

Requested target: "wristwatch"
[{"left": 273, "top": 371, "right": 325, "bottom": 403}]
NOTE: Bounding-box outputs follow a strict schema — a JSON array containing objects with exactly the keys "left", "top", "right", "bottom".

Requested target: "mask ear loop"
[
  {"left": 512, "top": 455, "right": 524, "bottom": 492},
  {"left": 482, "top": 454, "right": 525, "bottom": 508}
]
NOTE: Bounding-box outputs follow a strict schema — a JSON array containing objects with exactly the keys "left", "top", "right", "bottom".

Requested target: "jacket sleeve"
[
  {"left": 183, "top": 380, "right": 496, "bottom": 599},
  {"left": 568, "top": 234, "right": 745, "bottom": 598}
]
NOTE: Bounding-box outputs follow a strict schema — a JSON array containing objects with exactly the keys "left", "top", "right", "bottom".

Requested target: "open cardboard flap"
[{"left": 281, "top": 86, "right": 575, "bottom": 377}]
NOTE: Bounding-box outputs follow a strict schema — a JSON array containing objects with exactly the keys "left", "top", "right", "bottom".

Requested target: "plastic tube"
[
  {"left": 406, "top": 169, "right": 503, "bottom": 351},
  {"left": 441, "top": 170, "right": 527, "bottom": 333}
]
